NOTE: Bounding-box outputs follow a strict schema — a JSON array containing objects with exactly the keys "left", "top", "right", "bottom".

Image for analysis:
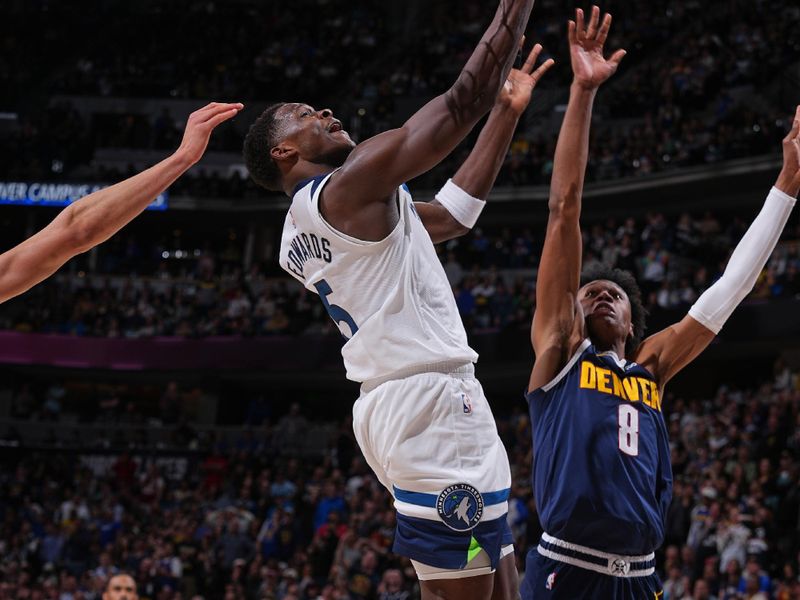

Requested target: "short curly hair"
[
  {"left": 580, "top": 265, "right": 648, "bottom": 356},
  {"left": 243, "top": 102, "right": 287, "bottom": 191}
]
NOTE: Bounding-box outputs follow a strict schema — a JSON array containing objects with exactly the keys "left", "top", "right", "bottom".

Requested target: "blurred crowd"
[
  {"left": 2, "top": 1, "right": 800, "bottom": 599},
  {"left": 2, "top": 360, "right": 800, "bottom": 599},
  {"left": 1, "top": 0, "right": 798, "bottom": 190},
  {"left": 656, "top": 359, "right": 800, "bottom": 600},
  {"left": 2, "top": 206, "right": 798, "bottom": 339}
]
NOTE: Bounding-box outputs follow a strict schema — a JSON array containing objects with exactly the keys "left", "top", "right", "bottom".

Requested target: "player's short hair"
[
  {"left": 580, "top": 265, "right": 647, "bottom": 356},
  {"left": 105, "top": 572, "right": 137, "bottom": 593},
  {"left": 243, "top": 102, "right": 288, "bottom": 192}
]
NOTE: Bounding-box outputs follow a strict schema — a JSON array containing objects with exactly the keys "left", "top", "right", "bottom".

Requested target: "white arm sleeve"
[
  {"left": 434, "top": 179, "right": 486, "bottom": 229},
  {"left": 689, "top": 186, "right": 796, "bottom": 334}
]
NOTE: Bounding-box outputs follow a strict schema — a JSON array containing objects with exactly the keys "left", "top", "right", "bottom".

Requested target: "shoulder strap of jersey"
[{"left": 541, "top": 338, "right": 591, "bottom": 392}]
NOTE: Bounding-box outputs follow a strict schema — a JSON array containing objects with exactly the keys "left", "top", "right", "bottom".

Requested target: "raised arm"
[
  {"left": 417, "top": 44, "right": 555, "bottom": 244},
  {"left": 326, "top": 0, "right": 536, "bottom": 207},
  {"left": 635, "top": 106, "right": 800, "bottom": 387},
  {"left": 0, "top": 102, "right": 242, "bottom": 304},
  {"left": 529, "top": 7, "right": 625, "bottom": 391}
]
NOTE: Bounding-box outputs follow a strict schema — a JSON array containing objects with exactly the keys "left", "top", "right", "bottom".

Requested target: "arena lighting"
[{"left": 0, "top": 180, "right": 168, "bottom": 210}]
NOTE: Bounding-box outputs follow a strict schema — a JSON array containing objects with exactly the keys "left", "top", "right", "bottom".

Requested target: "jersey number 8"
[{"left": 618, "top": 404, "right": 639, "bottom": 456}]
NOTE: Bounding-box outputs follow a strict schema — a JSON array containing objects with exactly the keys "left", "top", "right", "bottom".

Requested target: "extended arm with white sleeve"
[
  {"left": 689, "top": 186, "right": 796, "bottom": 334},
  {"left": 434, "top": 179, "right": 487, "bottom": 229}
]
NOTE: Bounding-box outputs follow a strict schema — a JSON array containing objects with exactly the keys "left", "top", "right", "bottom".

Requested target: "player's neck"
[
  {"left": 591, "top": 336, "right": 627, "bottom": 359},
  {"left": 282, "top": 163, "right": 337, "bottom": 196}
]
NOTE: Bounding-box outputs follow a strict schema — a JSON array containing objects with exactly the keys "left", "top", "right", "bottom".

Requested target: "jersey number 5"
[
  {"left": 618, "top": 404, "right": 639, "bottom": 457},
  {"left": 314, "top": 279, "right": 359, "bottom": 339}
]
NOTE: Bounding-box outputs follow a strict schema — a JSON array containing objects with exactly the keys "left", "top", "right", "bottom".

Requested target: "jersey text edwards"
[{"left": 285, "top": 231, "right": 332, "bottom": 279}]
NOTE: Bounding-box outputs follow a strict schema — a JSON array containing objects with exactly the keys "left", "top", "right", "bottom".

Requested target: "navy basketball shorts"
[
  {"left": 353, "top": 362, "right": 513, "bottom": 578},
  {"left": 521, "top": 536, "right": 663, "bottom": 599}
]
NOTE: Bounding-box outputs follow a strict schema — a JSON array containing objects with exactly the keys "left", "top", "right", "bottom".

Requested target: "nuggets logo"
[
  {"left": 609, "top": 558, "right": 630, "bottom": 575},
  {"left": 437, "top": 483, "right": 484, "bottom": 532}
]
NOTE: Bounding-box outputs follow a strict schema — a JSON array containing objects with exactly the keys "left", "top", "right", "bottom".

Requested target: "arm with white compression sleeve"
[
  {"left": 633, "top": 107, "right": 800, "bottom": 387},
  {"left": 689, "top": 186, "right": 796, "bottom": 334}
]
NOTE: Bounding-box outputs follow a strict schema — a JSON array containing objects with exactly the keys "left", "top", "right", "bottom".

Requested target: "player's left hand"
[
  {"left": 497, "top": 43, "right": 555, "bottom": 115},
  {"left": 776, "top": 105, "right": 800, "bottom": 198}
]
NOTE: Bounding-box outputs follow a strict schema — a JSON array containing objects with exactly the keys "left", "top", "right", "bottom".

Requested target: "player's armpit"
[
  {"left": 326, "top": 0, "right": 534, "bottom": 210},
  {"left": 414, "top": 201, "right": 469, "bottom": 244},
  {"left": 633, "top": 314, "right": 717, "bottom": 388},
  {"left": 326, "top": 102, "right": 481, "bottom": 213},
  {"left": 528, "top": 286, "right": 584, "bottom": 392}
]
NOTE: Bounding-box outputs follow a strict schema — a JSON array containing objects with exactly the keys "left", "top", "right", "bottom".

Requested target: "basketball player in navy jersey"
[
  {"left": 522, "top": 6, "right": 800, "bottom": 599},
  {"left": 0, "top": 102, "right": 241, "bottom": 305},
  {"left": 243, "top": 1, "right": 549, "bottom": 596}
]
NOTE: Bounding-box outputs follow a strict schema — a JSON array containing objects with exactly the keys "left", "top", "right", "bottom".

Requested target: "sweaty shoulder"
[{"left": 319, "top": 166, "right": 402, "bottom": 242}]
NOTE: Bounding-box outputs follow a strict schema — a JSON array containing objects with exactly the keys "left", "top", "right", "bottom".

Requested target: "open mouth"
[
  {"left": 593, "top": 301, "right": 614, "bottom": 315},
  {"left": 328, "top": 121, "right": 343, "bottom": 133}
]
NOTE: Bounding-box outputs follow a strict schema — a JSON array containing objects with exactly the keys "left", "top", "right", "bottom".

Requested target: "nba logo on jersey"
[
  {"left": 546, "top": 572, "right": 556, "bottom": 590},
  {"left": 462, "top": 393, "right": 473, "bottom": 414},
  {"left": 437, "top": 483, "right": 484, "bottom": 531}
]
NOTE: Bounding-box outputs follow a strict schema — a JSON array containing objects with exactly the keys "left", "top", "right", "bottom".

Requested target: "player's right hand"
[
  {"left": 497, "top": 43, "right": 555, "bottom": 115},
  {"left": 176, "top": 102, "right": 244, "bottom": 166},
  {"left": 777, "top": 105, "right": 800, "bottom": 197},
  {"left": 568, "top": 6, "right": 626, "bottom": 90}
]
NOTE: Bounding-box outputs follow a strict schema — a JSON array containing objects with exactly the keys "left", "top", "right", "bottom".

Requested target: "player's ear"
[{"left": 270, "top": 143, "right": 298, "bottom": 164}]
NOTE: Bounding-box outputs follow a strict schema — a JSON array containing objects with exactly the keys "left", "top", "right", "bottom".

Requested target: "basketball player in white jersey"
[
  {"left": 242, "top": 0, "right": 545, "bottom": 594},
  {"left": 0, "top": 102, "right": 241, "bottom": 304}
]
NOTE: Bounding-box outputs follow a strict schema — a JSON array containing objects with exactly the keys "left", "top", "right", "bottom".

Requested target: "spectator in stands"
[{"left": 103, "top": 573, "right": 138, "bottom": 600}]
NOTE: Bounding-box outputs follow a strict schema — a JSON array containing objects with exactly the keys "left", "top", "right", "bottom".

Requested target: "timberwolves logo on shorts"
[{"left": 437, "top": 483, "right": 484, "bottom": 531}]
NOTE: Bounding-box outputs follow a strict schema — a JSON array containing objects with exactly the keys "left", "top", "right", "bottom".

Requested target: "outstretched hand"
[
  {"left": 497, "top": 43, "right": 555, "bottom": 115},
  {"left": 568, "top": 6, "right": 626, "bottom": 90},
  {"left": 776, "top": 105, "right": 800, "bottom": 197},
  {"left": 176, "top": 102, "right": 244, "bottom": 166}
]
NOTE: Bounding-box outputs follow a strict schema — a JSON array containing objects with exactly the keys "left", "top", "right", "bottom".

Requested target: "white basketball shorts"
[{"left": 353, "top": 361, "right": 513, "bottom": 574}]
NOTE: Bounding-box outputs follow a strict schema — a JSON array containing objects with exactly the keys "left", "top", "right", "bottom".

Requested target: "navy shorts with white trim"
[{"left": 521, "top": 546, "right": 663, "bottom": 600}]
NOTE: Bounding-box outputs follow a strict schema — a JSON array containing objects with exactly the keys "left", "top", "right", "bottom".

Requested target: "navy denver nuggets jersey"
[{"left": 526, "top": 339, "right": 673, "bottom": 555}]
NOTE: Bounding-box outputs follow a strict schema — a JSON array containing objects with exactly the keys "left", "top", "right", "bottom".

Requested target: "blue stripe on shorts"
[{"left": 393, "top": 486, "right": 510, "bottom": 507}]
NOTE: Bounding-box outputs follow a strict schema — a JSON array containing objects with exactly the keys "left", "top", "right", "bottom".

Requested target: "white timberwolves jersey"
[{"left": 279, "top": 172, "right": 478, "bottom": 383}]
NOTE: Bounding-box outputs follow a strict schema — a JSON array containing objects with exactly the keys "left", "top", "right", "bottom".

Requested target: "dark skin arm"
[
  {"left": 417, "top": 44, "right": 555, "bottom": 244},
  {"left": 634, "top": 105, "right": 800, "bottom": 388},
  {"left": 529, "top": 7, "right": 625, "bottom": 392},
  {"left": 322, "top": 0, "right": 536, "bottom": 241}
]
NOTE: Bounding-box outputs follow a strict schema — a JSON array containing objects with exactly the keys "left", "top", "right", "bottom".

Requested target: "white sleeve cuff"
[{"left": 434, "top": 179, "right": 486, "bottom": 229}]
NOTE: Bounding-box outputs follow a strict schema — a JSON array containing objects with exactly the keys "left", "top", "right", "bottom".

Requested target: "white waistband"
[
  {"left": 361, "top": 361, "right": 474, "bottom": 393},
  {"left": 538, "top": 532, "right": 655, "bottom": 578}
]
